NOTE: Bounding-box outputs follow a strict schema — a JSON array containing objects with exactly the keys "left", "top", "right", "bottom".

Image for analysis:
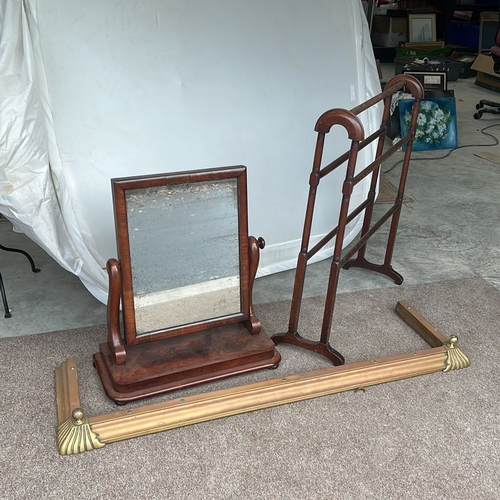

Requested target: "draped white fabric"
[{"left": 0, "top": 0, "right": 381, "bottom": 304}]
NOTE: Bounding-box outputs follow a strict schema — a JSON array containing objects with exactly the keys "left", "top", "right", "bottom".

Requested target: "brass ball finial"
[{"left": 72, "top": 408, "right": 84, "bottom": 424}]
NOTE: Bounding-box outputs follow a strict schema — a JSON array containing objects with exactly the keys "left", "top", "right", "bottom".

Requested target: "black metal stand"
[{"left": 0, "top": 244, "right": 41, "bottom": 318}]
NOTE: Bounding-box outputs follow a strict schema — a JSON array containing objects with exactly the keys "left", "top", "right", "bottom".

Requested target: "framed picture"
[
  {"left": 399, "top": 97, "right": 458, "bottom": 151},
  {"left": 408, "top": 14, "right": 437, "bottom": 43},
  {"left": 479, "top": 12, "right": 499, "bottom": 53},
  {"left": 404, "top": 71, "right": 447, "bottom": 92}
]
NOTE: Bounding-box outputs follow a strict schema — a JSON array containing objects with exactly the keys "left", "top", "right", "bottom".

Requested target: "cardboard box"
[
  {"left": 371, "top": 16, "right": 408, "bottom": 47},
  {"left": 373, "top": 2, "right": 400, "bottom": 16},
  {"left": 472, "top": 54, "right": 500, "bottom": 93}
]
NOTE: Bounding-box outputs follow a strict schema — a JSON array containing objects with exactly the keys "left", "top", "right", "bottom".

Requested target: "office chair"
[{"left": 474, "top": 18, "right": 500, "bottom": 119}]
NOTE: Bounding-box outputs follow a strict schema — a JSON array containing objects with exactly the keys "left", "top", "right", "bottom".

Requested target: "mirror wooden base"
[{"left": 93, "top": 323, "right": 281, "bottom": 405}]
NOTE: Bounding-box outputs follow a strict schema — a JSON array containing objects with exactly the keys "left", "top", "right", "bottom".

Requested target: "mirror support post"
[
  {"left": 106, "top": 259, "right": 126, "bottom": 364},
  {"left": 245, "top": 236, "right": 265, "bottom": 335}
]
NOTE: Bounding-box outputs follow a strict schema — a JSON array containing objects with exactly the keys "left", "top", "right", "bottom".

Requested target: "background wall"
[{"left": 0, "top": 0, "right": 381, "bottom": 302}]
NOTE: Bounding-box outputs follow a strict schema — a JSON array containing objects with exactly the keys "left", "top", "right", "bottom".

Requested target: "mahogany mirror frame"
[{"left": 112, "top": 166, "right": 251, "bottom": 347}]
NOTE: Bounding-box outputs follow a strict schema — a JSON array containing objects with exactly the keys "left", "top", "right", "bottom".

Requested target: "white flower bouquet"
[{"left": 403, "top": 99, "right": 452, "bottom": 145}]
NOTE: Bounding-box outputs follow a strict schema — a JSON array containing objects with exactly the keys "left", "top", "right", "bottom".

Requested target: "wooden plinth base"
[{"left": 93, "top": 323, "right": 281, "bottom": 404}]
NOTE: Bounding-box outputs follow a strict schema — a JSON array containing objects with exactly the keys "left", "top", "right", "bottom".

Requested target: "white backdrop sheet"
[{"left": 0, "top": 0, "right": 381, "bottom": 303}]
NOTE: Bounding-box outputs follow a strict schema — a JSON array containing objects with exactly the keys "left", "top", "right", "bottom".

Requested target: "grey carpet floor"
[{"left": 1, "top": 277, "right": 499, "bottom": 499}]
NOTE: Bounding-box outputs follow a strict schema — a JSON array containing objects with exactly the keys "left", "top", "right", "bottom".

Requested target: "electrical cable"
[{"left": 383, "top": 122, "right": 500, "bottom": 174}]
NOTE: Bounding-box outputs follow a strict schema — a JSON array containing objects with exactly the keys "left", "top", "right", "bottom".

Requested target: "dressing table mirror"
[{"left": 93, "top": 166, "right": 280, "bottom": 404}]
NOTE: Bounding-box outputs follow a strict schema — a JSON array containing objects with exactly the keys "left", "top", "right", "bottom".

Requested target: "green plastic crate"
[{"left": 395, "top": 46, "right": 453, "bottom": 58}]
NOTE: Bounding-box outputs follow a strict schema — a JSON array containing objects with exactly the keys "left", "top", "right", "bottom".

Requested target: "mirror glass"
[{"left": 125, "top": 178, "right": 241, "bottom": 335}]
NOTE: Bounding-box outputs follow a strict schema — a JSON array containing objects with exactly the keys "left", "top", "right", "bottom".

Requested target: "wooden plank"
[{"left": 396, "top": 301, "right": 447, "bottom": 347}]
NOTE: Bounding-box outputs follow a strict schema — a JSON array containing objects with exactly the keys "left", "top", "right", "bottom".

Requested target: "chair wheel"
[
  {"left": 476, "top": 103, "right": 482, "bottom": 110},
  {"left": 474, "top": 112, "right": 481, "bottom": 119}
]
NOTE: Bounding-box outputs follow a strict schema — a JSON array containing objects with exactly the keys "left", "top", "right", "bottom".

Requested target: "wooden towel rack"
[{"left": 272, "top": 74, "right": 424, "bottom": 364}]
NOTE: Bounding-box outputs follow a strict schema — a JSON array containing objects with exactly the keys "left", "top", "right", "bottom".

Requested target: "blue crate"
[{"left": 448, "top": 21, "right": 480, "bottom": 49}]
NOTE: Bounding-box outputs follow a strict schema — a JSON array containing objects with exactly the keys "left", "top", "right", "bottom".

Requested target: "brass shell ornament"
[
  {"left": 57, "top": 408, "right": 105, "bottom": 455},
  {"left": 443, "top": 336, "right": 470, "bottom": 373}
]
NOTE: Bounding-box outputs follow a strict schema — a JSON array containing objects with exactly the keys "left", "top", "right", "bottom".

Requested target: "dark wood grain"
[{"left": 94, "top": 323, "right": 280, "bottom": 404}]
